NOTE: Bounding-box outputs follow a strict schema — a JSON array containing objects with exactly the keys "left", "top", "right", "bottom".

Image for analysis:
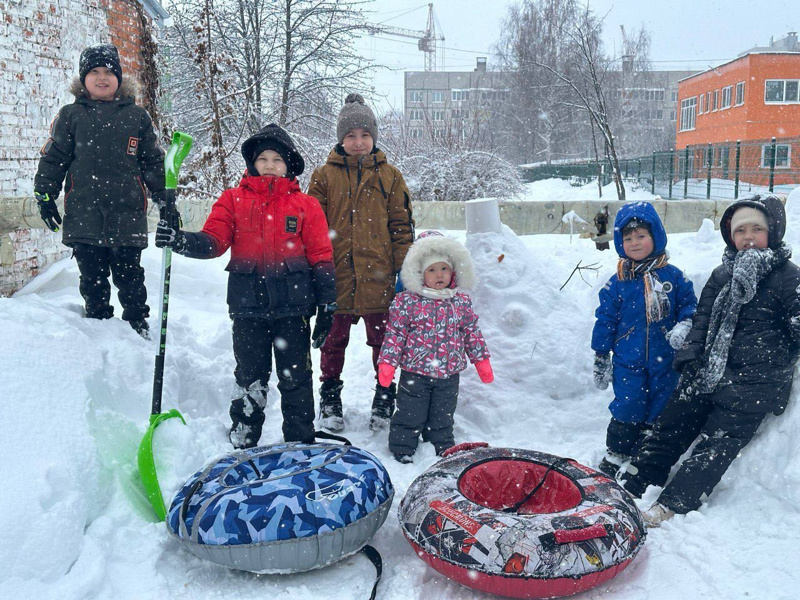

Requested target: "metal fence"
[{"left": 521, "top": 136, "right": 800, "bottom": 199}]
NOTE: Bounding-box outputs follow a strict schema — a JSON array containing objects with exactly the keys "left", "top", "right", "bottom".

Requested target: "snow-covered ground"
[
  {"left": 2, "top": 198, "right": 799, "bottom": 599},
  {"left": 512, "top": 178, "right": 658, "bottom": 202}
]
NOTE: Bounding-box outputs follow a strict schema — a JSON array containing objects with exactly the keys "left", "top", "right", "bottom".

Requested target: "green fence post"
[
  {"left": 734, "top": 140, "right": 741, "bottom": 199},
  {"left": 651, "top": 152, "right": 656, "bottom": 195},
  {"left": 668, "top": 149, "right": 675, "bottom": 199},
  {"left": 684, "top": 146, "right": 690, "bottom": 199},
  {"left": 706, "top": 143, "right": 713, "bottom": 199},
  {"left": 769, "top": 136, "right": 777, "bottom": 192}
]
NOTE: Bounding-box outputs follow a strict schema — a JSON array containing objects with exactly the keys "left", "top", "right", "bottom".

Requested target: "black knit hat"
[
  {"left": 241, "top": 123, "right": 305, "bottom": 179},
  {"left": 79, "top": 44, "right": 122, "bottom": 86}
]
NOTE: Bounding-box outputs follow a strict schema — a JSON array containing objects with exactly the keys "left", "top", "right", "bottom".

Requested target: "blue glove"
[{"left": 395, "top": 272, "right": 404, "bottom": 293}]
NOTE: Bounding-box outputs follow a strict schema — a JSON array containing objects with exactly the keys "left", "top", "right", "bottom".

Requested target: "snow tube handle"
[
  {"left": 553, "top": 523, "right": 609, "bottom": 545},
  {"left": 441, "top": 442, "right": 489, "bottom": 458}
]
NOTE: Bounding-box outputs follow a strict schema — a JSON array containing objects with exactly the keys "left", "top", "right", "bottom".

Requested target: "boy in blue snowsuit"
[{"left": 592, "top": 202, "right": 697, "bottom": 477}]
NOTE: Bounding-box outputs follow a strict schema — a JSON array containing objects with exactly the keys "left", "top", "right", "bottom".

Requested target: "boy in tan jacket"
[{"left": 307, "top": 93, "right": 414, "bottom": 432}]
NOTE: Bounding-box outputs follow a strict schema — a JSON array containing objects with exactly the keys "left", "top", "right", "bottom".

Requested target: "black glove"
[
  {"left": 593, "top": 353, "right": 613, "bottom": 390},
  {"left": 312, "top": 303, "right": 337, "bottom": 349},
  {"left": 35, "top": 191, "right": 62, "bottom": 232},
  {"left": 155, "top": 219, "right": 186, "bottom": 252}
]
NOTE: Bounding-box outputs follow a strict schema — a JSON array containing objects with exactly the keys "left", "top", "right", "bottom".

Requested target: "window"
[
  {"left": 451, "top": 90, "right": 469, "bottom": 101},
  {"left": 431, "top": 110, "right": 444, "bottom": 121},
  {"left": 712, "top": 89, "right": 719, "bottom": 110},
  {"left": 431, "top": 91, "right": 444, "bottom": 103},
  {"left": 706, "top": 91, "right": 712, "bottom": 110},
  {"left": 409, "top": 91, "right": 424, "bottom": 103},
  {"left": 656, "top": 109, "right": 663, "bottom": 120},
  {"left": 698, "top": 94, "right": 704, "bottom": 114},
  {"left": 408, "top": 109, "right": 423, "bottom": 121},
  {"left": 669, "top": 109, "right": 677, "bottom": 121},
  {"left": 721, "top": 85, "right": 732, "bottom": 109},
  {"left": 451, "top": 109, "right": 467, "bottom": 119},
  {"left": 679, "top": 97, "right": 697, "bottom": 131},
  {"left": 765, "top": 80, "right": 800, "bottom": 103},
  {"left": 671, "top": 91, "right": 678, "bottom": 102},
  {"left": 735, "top": 81, "right": 745, "bottom": 105},
  {"left": 762, "top": 144, "right": 791, "bottom": 168},
  {"left": 409, "top": 128, "right": 422, "bottom": 139}
]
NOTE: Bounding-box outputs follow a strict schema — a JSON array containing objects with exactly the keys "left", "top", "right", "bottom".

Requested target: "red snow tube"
[{"left": 398, "top": 443, "right": 646, "bottom": 599}]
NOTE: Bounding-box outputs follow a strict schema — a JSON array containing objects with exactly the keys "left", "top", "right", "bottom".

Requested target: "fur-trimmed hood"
[
  {"left": 401, "top": 231, "right": 477, "bottom": 294},
  {"left": 70, "top": 76, "right": 138, "bottom": 101}
]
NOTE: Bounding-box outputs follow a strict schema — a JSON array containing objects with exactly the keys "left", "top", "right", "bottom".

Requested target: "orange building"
[{"left": 675, "top": 50, "right": 800, "bottom": 186}]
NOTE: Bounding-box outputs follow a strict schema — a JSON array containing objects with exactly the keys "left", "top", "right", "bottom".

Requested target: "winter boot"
[
  {"left": 229, "top": 381, "right": 268, "bottom": 449},
  {"left": 129, "top": 319, "right": 150, "bottom": 340},
  {"left": 319, "top": 379, "right": 344, "bottom": 431},
  {"left": 393, "top": 452, "right": 414, "bottom": 464},
  {"left": 643, "top": 502, "right": 675, "bottom": 528},
  {"left": 598, "top": 450, "right": 628, "bottom": 478},
  {"left": 370, "top": 382, "right": 396, "bottom": 431}
]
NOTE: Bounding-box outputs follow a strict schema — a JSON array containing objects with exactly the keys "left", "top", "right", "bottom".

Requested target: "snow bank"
[{"left": 2, "top": 200, "right": 799, "bottom": 598}]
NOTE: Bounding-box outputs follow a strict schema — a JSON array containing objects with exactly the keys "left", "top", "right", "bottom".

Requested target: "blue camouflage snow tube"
[{"left": 166, "top": 441, "right": 394, "bottom": 574}]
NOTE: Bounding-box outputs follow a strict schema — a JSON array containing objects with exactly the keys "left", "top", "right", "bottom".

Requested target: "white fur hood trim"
[{"left": 401, "top": 234, "right": 477, "bottom": 294}]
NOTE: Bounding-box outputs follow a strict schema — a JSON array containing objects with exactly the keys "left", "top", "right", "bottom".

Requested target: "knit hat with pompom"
[{"left": 336, "top": 93, "right": 378, "bottom": 145}]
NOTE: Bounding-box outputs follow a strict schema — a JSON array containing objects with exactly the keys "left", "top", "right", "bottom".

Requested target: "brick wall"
[{"left": 0, "top": 0, "right": 157, "bottom": 296}]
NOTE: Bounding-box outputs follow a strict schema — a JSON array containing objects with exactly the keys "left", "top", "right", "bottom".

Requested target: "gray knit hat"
[{"left": 336, "top": 93, "right": 378, "bottom": 145}]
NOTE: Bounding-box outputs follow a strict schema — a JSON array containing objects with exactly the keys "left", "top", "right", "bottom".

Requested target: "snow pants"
[
  {"left": 623, "top": 386, "right": 766, "bottom": 514},
  {"left": 389, "top": 370, "right": 459, "bottom": 456},
  {"left": 319, "top": 312, "right": 388, "bottom": 381},
  {"left": 73, "top": 244, "right": 149, "bottom": 322},
  {"left": 232, "top": 316, "right": 315, "bottom": 443},
  {"left": 608, "top": 359, "right": 678, "bottom": 454}
]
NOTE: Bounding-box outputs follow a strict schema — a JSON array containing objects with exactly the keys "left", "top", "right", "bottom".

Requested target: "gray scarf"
[{"left": 694, "top": 243, "right": 791, "bottom": 393}]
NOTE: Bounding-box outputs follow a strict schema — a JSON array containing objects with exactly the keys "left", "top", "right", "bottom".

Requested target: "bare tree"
[{"left": 160, "top": 0, "right": 375, "bottom": 193}]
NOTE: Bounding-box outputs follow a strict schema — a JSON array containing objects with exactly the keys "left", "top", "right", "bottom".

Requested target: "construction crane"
[{"left": 364, "top": 3, "right": 445, "bottom": 71}]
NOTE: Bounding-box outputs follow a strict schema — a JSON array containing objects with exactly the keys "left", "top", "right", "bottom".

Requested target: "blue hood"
[{"left": 613, "top": 202, "right": 667, "bottom": 258}]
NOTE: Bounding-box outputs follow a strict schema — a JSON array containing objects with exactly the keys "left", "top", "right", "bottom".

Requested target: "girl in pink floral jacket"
[{"left": 377, "top": 231, "right": 493, "bottom": 462}]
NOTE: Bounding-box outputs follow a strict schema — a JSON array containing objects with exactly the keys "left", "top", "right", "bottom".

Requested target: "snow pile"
[{"left": 2, "top": 199, "right": 800, "bottom": 598}]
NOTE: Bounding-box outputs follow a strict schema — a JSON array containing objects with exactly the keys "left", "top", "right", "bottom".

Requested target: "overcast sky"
[{"left": 358, "top": 0, "right": 798, "bottom": 111}]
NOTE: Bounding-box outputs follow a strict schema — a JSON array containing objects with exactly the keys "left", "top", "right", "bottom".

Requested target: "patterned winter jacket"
[
  {"left": 179, "top": 174, "right": 336, "bottom": 319},
  {"left": 379, "top": 290, "right": 490, "bottom": 378}
]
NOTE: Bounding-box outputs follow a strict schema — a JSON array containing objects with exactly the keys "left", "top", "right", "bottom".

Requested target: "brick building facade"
[{"left": 0, "top": 0, "right": 166, "bottom": 296}]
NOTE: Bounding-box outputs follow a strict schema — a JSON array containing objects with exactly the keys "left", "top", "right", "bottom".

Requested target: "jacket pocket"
[
  {"left": 284, "top": 255, "right": 314, "bottom": 307},
  {"left": 615, "top": 325, "right": 636, "bottom": 344},
  {"left": 225, "top": 259, "right": 265, "bottom": 309}
]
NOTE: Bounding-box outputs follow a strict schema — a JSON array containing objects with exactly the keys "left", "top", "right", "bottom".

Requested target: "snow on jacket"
[
  {"left": 379, "top": 232, "right": 488, "bottom": 378},
  {"left": 180, "top": 174, "right": 336, "bottom": 319},
  {"left": 676, "top": 195, "right": 800, "bottom": 415},
  {"left": 592, "top": 201, "right": 697, "bottom": 368},
  {"left": 306, "top": 147, "right": 414, "bottom": 315},
  {"left": 34, "top": 79, "right": 165, "bottom": 248}
]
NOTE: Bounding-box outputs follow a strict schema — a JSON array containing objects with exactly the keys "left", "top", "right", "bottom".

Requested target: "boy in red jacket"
[{"left": 156, "top": 124, "right": 336, "bottom": 448}]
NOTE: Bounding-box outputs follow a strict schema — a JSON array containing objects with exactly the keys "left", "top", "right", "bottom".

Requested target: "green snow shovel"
[{"left": 137, "top": 131, "right": 193, "bottom": 521}]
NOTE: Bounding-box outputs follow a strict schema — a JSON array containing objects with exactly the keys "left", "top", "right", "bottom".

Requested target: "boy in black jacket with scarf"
[
  {"left": 620, "top": 195, "right": 800, "bottom": 526},
  {"left": 34, "top": 44, "right": 166, "bottom": 338}
]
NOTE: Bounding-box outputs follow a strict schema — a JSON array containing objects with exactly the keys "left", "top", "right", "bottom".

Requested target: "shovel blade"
[{"left": 137, "top": 409, "right": 186, "bottom": 521}]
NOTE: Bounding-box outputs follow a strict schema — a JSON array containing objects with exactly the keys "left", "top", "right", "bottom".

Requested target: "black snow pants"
[
  {"left": 623, "top": 386, "right": 766, "bottom": 514},
  {"left": 232, "top": 316, "right": 315, "bottom": 443},
  {"left": 73, "top": 244, "right": 149, "bottom": 321},
  {"left": 389, "top": 370, "right": 459, "bottom": 456}
]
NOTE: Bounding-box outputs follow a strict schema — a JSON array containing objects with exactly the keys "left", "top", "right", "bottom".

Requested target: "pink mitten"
[
  {"left": 378, "top": 363, "right": 397, "bottom": 388},
  {"left": 475, "top": 359, "right": 494, "bottom": 383}
]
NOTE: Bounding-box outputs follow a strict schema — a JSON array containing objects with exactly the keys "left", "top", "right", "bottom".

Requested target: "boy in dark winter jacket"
[
  {"left": 34, "top": 43, "right": 166, "bottom": 338},
  {"left": 155, "top": 124, "right": 336, "bottom": 448},
  {"left": 377, "top": 231, "right": 492, "bottom": 463},
  {"left": 307, "top": 93, "right": 415, "bottom": 432},
  {"left": 620, "top": 195, "right": 800, "bottom": 527},
  {"left": 592, "top": 202, "right": 697, "bottom": 477}
]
